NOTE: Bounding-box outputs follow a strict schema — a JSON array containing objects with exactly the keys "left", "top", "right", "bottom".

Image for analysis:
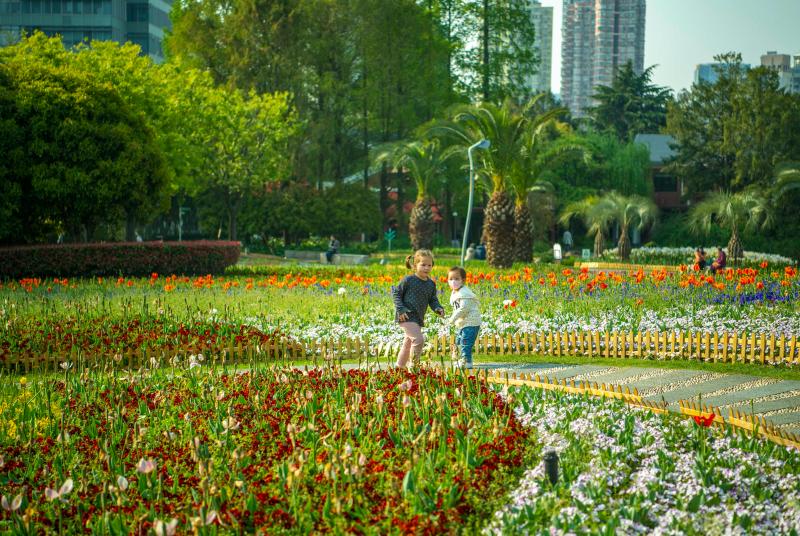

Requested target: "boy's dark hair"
[{"left": 448, "top": 266, "right": 467, "bottom": 279}]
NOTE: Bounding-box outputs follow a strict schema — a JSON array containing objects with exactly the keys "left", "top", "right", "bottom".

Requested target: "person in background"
[
  {"left": 693, "top": 247, "right": 706, "bottom": 271},
  {"left": 562, "top": 230, "right": 573, "bottom": 252},
  {"left": 475, "top": 243, "right": 486, "bottom": 260},
  {"left": 709, "top": 247, "right": 727, "bottom": 272},
  {"left": 326, "top": 235, "right": 340, "bottom": 264},
  {"left": 465, "top": 244, "right": 476, "bottom": 261}
]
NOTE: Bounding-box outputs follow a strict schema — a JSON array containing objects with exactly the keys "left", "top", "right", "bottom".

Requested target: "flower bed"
[
  {"left": 0, "top": 368, "right": 532, "bottom": 533},
  {"left": 603, "top": 246, "right": 796, "bottom": 268},
  {"left": 1, "top": 265, "right": 798, "bottom": 365},
  {"left": 485, "top": 386, "right": 800, "bottom": 534}
]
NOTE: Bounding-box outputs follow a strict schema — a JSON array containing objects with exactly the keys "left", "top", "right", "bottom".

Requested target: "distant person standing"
[
  {"left": 562, "top": 230, "right": 573, "bottom": 252},
  {"left": 326, "top": 235, "right": 340, "bottom": 264},
  {"left": 475, "top": 243, "right": 486, "bottom": 260}
]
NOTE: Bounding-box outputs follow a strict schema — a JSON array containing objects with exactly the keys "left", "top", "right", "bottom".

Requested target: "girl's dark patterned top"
[{"left": 392, "top": 274, "right": 443, "bottom": 326}]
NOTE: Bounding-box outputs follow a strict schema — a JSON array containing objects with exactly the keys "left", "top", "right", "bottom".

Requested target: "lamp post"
[
  {"left": 178, "top": 207, "right": 190, "bottom": 242},
  {"left": 460, "top": 139, "right": 491, "bottom": 266}
]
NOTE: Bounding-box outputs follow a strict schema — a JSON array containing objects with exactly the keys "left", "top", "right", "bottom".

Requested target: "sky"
[{"left": 539, "top": 0, "right": 800, "bottom": 94}]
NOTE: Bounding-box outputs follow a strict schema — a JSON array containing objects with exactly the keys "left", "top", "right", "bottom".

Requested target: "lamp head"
[{"left": 469, "top": 139, "right": 491, "bottom": 151}]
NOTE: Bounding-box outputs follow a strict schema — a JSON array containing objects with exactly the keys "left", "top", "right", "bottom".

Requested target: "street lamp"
[
  {"left": 460, "top": 139, "right": 491, "bottom": 266},
  {"left": 178, "top": 207, "right": 191, "bottom": 242}
]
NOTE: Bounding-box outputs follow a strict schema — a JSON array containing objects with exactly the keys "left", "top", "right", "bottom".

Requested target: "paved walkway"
[
  {"left": 481, "top": 362, "right": 800, "bottom": 432},
  {"left": 339, "top": 361, "right": 800, "bottom": 431}
]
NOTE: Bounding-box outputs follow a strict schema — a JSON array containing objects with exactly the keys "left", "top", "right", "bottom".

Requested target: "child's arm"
[
  {"left": 392, "top": 279, "right": 411, "bottom": 319},
  {"left": 428, "top": 285, "right": 445, "bottom": 316}
]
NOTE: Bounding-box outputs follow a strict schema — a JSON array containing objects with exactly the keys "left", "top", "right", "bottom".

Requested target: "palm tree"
[
  {"left": 432, "top": 99, "right": 537, "bottom": 268},
  {"left": 559, "top": 196, "right": 611, "bottom": 258},
  {"left": 589, "top": 62, "right": 673, "bottom": 142},
  {"left": 561, "top": 192, "right": 657, "bottom": 261},
  {"left": 510, "top": 113, "right": 589, "bottom": 263},
  {"left": 373, "top": 139, "right": 458, "bottom": 250},
  {"left": 688, "top": 190, "right": 773, "bottom": 264},
  {"left": 774, "top": 162, "right": 800, "bottom": 198}
]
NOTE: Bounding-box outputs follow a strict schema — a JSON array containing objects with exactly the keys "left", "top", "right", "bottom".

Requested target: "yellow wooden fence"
[{"left": 4, "top": 329, "right": 799, "bottom": 373}]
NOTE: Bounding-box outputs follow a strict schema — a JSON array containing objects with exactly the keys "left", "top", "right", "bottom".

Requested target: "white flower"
[
  {"left": 136, "top": 458, "right": 157, "bottom": 474},
  {"left": 154, "top": 518, "right": 179, "bottom": 536},
  {"left": 44, "top": 478, "right": 73, "bottom": 502},
  {"left": 116, "top": 475, "right": 129, "bottom": 491},
  {"left": 1, "top": 494, "right": 22, "bottom": 512},
  {"left": 338, "top": 287, "right": 347, "bottom": 295}
]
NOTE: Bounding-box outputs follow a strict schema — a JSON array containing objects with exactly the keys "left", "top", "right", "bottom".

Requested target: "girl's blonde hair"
[{"left": 405, "top": 249, "right": 434, "bottom": 270}]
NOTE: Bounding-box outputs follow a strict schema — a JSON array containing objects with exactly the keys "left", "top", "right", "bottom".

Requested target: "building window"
[
  {"left": 127, "top": 2, "right": 147, "bottom": 21},
  {"left": 149, "top": 5, "right": 169, "bottom": 28},
  {"left": 653, "top": 174, "right": 678, "bottom": 193}
]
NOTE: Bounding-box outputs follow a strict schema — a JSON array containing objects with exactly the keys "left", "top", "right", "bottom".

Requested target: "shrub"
[{"left": 0, "top": 241, "right": 240, "bottom": 278}]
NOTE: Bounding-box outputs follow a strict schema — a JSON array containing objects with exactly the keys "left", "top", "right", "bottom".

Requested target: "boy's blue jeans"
[{"left": 456, "top": 326, "right": 480, "bottom": 367}]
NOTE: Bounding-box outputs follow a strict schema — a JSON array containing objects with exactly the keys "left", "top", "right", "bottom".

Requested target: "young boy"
[{"left": 446, "top": 266, "right": 481, "bottom": 369}]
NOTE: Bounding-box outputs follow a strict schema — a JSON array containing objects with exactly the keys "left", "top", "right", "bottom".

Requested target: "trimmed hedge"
[{"left": 0, "top": 241, "right": 241, "bottom": 278}]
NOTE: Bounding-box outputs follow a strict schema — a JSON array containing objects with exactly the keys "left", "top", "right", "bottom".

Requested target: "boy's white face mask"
[{"left": 447, "top": 280, "right": 462, "bottom": 290}]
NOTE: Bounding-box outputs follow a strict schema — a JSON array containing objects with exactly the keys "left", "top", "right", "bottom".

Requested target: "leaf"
[
  {"left": 687, "top": 492, "right": 703, "bottom": 513},
  {"left": 402, "top": 469, "right": 415, "bottom": 495}
]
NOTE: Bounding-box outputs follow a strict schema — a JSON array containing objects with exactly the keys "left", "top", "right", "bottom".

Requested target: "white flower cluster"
[
  {"left": 483, "top": 388, "right": 800, "bottom": 535},
  {"left": 602, "top": 246, "right": 796, "bottom": 266}
]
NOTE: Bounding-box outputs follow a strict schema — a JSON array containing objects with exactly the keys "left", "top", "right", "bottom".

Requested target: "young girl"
[
  {"left": 447, "top": 266, "right": 481, "bottom": 369},
  {"left": 392, "top": 249, "right": 444, "bottom": 368}
]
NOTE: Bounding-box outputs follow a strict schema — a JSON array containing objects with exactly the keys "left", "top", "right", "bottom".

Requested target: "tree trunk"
[
  {"left": 617, "top": 224, "right": 632, "bottom": 260},
  {"left": 513, "top": 200, "right": 534, "bottom": 263},
  {"left": 409, "top": 197, "right": 434, "bottom": 251},
  {"left": 379, "top": 163, "right": 390, "bottom": 229},
  {"left": 227, "top": 192, "right": 241, "bottom": 241},
  {"left": 728, "top": 225, "right": 743, "bottom": 266},
  {"left": 125, "top": 210, "right": 136, "bottom": 242},
  {"left": 594, "top": 230, "right": 605, "bottom": 258},
  {"left": 397, "top": 173, "right": 406, "bottom": 230},
  {"left": 485, "top": 190, "right": 515, "bottom": 268}
]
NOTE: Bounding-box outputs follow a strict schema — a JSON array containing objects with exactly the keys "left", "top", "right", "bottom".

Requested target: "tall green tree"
[
  {"left": 191, "top": 87, "right": 299, "bottom": 241},
  {"left": 167, "top": 0, "right": 454, "bottom": 188},
  {"left": 587, "top": 133, "right": 652, "bottom": 196},
  {"left": 725, "top": 69, "right": 800, "bottom": 190},
  {"left": 589, "top": 63, "right": 672, "bottom": 141},
  {"left": 0, "top": 57, "right": 168, "bottom": 242},
  {"left": 666, "top": 52, "right": 800, "bottom": 195},
  {"left": 472, "top": 0, "right": 539, "bottom": 103},
  {"left": 688, "top": 190, "right": 773, "bottom": 264},
  {"left": 665, "top": 53, "right": 746, "bottom": 195}
]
